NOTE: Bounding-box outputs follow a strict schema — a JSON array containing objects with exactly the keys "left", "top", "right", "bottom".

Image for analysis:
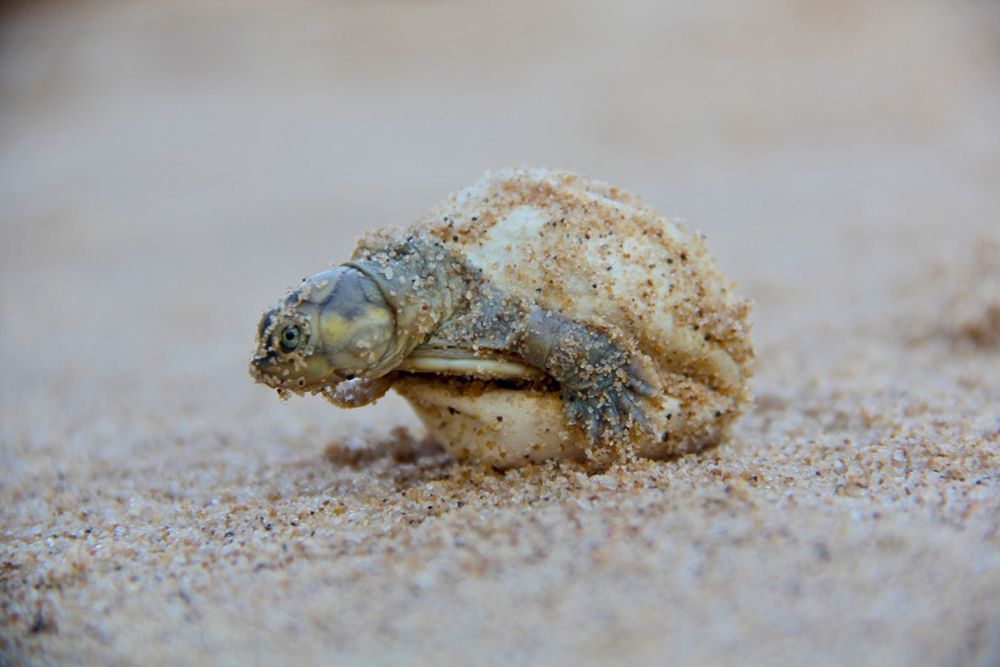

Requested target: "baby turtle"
[{"left": 251, "top": 168, "right": 753, "bottom": 466}]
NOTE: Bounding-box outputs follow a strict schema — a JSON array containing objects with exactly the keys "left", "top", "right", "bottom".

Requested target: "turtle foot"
[
  {"left": 319, "top": 376, "right": 394, "bottom": 408},
  {"left": 562, "top": 368, "right": 656, "bottom": 448}
]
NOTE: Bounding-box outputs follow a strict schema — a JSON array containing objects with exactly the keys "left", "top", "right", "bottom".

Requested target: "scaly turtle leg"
[
  {"left": 516, "top": 308, "right": 658, "bottom": 446},
  {"left": 319, "top": 376, "right": 394, "bottom": 408}
]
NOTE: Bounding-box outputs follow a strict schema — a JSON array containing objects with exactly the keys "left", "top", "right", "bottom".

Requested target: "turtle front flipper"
[
  {"left": 517, "top": 308, "right": 661, "bottom": 450},
  {"left": 319, "top": 376, "right": 394, "bottom": 408}
]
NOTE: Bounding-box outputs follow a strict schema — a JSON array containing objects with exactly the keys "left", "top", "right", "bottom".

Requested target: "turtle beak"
[
  {"left": 249, "top": 351, "right": 278, "bottom": 387},
  {"left": 249, "top": 309, "right": 280, "bottom": 385}
]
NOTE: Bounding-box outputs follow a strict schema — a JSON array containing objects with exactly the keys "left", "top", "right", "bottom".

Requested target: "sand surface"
[{"left": 2, "top": 1, "right": 999, "bottom": 665}]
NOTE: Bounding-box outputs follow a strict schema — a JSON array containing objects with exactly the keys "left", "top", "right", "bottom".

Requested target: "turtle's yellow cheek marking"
[
  {"left": 319, "top": 311, "right": 356, "bottom": 342},
  {"left": 320, "top": 305, "right": 392, "bottom": 343},
  {"left": 320, "top": 304, "right": 395, "bottom": 368}
]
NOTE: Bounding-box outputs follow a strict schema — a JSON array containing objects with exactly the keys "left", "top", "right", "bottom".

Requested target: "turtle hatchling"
[{"left": 250, "top": 168, "right": 754, "bottom": 466}]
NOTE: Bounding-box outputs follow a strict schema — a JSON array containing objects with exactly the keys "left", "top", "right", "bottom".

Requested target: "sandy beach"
[{"left": 2, "top": 1, "right": 999, "bottom": 664}]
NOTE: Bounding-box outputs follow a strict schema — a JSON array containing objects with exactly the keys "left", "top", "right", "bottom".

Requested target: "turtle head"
[{"left": 250, "top": 267, "right": 397, "bottom": 394}]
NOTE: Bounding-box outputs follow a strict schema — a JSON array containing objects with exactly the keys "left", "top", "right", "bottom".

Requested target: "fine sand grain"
[{"left": 2, "top": 1, "right": 999, "bottom": 665}]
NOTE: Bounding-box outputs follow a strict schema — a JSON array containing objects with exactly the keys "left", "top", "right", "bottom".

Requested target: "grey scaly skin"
[
  {"left": 252, "top": 235, "right": 657, "bottom": 446},
  {"left": 516, "top": 308, "right": 657, "bottom": 443}
]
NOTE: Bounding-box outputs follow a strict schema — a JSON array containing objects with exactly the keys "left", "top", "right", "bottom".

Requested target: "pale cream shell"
[
  {"left": 394, "top": 377, "right": 702, "bottom": 467},
  {"left": 369, "top": 168, "right": 754, "bottom": 466}
]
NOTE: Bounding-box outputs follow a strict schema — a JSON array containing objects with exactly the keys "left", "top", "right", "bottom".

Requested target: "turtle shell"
[{"left": 359, "top": 168, "right": 754, "bottom": 465}]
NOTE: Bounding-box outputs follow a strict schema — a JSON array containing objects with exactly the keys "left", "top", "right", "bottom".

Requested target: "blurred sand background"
[{"left": 2, "top": 1, "right": 999, "bottom": 665}]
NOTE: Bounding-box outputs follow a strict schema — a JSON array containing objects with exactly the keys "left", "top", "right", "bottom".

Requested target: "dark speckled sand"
[{"left": 2, "top": 2, "right": 999, "bottom": 665}]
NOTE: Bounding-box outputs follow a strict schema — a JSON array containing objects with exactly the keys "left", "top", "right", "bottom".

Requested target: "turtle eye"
[{"left": 278, "top": 325, "right": 302, "bottom": 353}]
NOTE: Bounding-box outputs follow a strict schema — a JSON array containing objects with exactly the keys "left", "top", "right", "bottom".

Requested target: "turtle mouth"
[
  {"left": 249, "top": 337, "right": 347, "bottom": 395},
  {"left": 249, "top": 355, "right": 286, "bottom": 389},
  {"left": 248, "top": 354, "right": 279, "bottom": 386},
  {"left": 249, "top": 354, "right": 337, "bottom": 389}
]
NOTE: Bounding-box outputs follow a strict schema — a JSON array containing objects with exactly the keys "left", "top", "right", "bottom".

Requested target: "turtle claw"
[
  {"left": 566, "top": 398, "right": 600, "bottom": 443},
  {"left": 563, "top": 380, "right": 654, "bottom": 448},
  {"left": 520, "top": 306, "right": 660, "bottom": 449},
  {"left": 627, "top": 361, "right": 659, "bottom": 398},
  {"left": 617, "top": 386, "right": 652, "bottom": 434},
  {"left": 629, "top": 376, "right": 657, "bottom": 399}
]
